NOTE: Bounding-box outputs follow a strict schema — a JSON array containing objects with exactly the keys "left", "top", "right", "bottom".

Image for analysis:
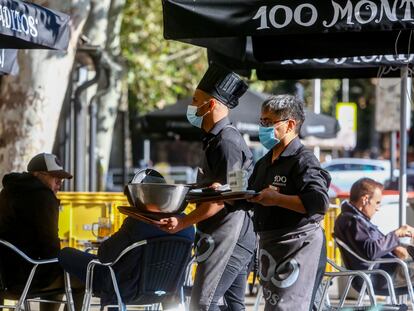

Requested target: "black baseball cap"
[
  {"left": 197, "top": 63, "right": 248, "bottom": 109},
  {"left": 27, "top": 153, "right": 73, "bottom": 179}
]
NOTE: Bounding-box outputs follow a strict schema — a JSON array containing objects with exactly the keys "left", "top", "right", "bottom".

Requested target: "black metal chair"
[
  {"left": 81, "top": 236, "right": 193, "bottom": 311},
  {"left": 0, "top": 239, "right": 75, "bottom": 311}
]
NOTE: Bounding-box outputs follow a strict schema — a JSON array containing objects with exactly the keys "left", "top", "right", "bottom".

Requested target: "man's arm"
[
  {"left": 159, "top": 136, "right": 247, "bottom": 232},
  {"left": 393, "top": 246, "right": 410, "bottom": 260},
  {"left": 248, "top": 185, "right": 306, "bottom": 214},
  {"left": 159, "top": 201, "right": 224, "bottom": 233},
  {"left": 0, "top": 190, "right": 14, "bottom": 237},
  {"left": 32, "top": 191, "right": 61, "bottom": 258},
  {"left": 348, "top": 218, "right": 399, "bottom": 260},
  {"left": 293, "top": 154, "right": 331, "bottom": 215},
  {"left": 249, "top": 153, "right": 330, "bottom": 215}
]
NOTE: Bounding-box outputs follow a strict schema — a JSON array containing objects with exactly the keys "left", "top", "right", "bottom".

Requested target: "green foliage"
[
  {"left": 249, "top": 74, "right": 340, "bottom": 115},
  {"left": 120, "top": 0, "right": 207, "bottom": 115},
  {"left": 321, "top": 80, "right": 341, "bottom": 114},
  {"left": 120, "top": 0, "right": 341, "bottom": 117}
]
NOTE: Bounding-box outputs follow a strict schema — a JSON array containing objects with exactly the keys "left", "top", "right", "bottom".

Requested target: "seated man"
[
  {"left": 0, "top": 153, "right": 82, "bottom": 311},
  {"left": 334, "top": 177, "right": 414, "bottom": 290},
  {"left": 59, "top": 217, "right": 195, "bottom": 306}
]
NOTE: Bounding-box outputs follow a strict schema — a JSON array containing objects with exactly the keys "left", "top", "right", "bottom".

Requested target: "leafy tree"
[
  {"left": 0, "top": 0, "right": 90, "bottom": 181},
  {"left": 120, "top": 0, "right": 207, "bottom": 115}
]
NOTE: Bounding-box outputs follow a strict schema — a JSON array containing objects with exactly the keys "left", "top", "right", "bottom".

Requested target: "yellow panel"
[
  {"left": 58, "top": 202, "right": 72, "bottom": 241},
  {"left": 322, "top": 201, "right": 342, "bottom": 272},
  {"left": 71, "top": 204, "right": 106, "bottom": 242},
  {"left": 57, "top": 192, "right": 129, "bottom": 248}
]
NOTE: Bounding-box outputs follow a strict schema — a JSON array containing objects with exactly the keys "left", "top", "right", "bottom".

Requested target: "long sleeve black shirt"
[{"left": 249, "top": 137, "right": 331, "bottom": 232}]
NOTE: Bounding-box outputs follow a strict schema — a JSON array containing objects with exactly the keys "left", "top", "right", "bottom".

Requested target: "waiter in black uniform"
[
  {"left": 160, "top": 63, "right": 256, "bottom": 311},
  {"left": 247, "top": 95, "right": 331, "bottom": 310}
]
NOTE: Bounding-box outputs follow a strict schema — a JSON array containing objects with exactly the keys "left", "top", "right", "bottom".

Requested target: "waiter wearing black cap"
[{"left": 160, "top": 63, "right": 255, "bottom": 310}]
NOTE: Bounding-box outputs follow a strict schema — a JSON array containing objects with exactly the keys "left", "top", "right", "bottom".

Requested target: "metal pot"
[{"left": 125, "top": 183, "right": 190, "bottom": 214}]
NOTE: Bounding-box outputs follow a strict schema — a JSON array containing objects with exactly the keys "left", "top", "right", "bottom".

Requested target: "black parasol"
[
  {"left": 208, "top": 49, "right": 414, "bottom": 80},
  {"left": 137, "top": 89, "right": 339, "bottom": 140},
  {"left": 0, "top": 0, "right": 70, "bottom": 50}
]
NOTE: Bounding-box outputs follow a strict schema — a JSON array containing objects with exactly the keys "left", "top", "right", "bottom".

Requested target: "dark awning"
[
  {"left": 137, "top": 89, "right": 339, "bottom": 140},
  {"left": 208, "top": 49, "right": 414, "bottom": 79},
  {"left": 0, "top": 49, "right": 18, "bottom": 75},
  {"left": 162, "top": 0, "right": 414, "bottom": 61},
  {"left": 0, "top": 0, "right": 70, "bottom": 50}
]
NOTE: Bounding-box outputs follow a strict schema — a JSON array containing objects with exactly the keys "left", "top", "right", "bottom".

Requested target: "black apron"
[
  {"left": 258, "top": 222, "right": 326, "bottom": 311},
  {"left": 190, "top": 125, "right": 252, "bottom": 309}
]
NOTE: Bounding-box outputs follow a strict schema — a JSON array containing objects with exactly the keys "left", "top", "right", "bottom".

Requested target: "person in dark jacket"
[
  {"left": 59, "top": 217, "right": 195, "bottom": 306},
  {"left": 0, "top": 152, "right": 82, "bottom": 311},
  {"left": 335, "top": 177, "right": 414, "bottom": 290}
]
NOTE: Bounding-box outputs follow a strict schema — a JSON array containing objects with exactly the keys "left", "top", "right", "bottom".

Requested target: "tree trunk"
[
  {"left": 0, "top": 0, "right": 90, "bottom": 181},
  {"left": 96, "top": 0, "right": 127, "bottom": 190}
]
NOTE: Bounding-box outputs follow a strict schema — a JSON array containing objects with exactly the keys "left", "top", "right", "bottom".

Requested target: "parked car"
[
  {"left": 321, "top": 158, "right": 394, "bottom": 197},
  {"left": 384, "top": 169, "right": 414, "bottom": 192}
]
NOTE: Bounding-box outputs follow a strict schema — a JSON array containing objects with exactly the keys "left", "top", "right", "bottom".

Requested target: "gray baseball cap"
[{"left": 27, "top": 153, "right": 73, "bottom": 179}]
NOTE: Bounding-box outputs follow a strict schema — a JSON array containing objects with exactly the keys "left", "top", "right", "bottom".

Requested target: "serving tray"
[
  {"left": 117, "top": 206, "right": 175, "bottom": 225},
  {"left": 186, "top": 190, "right": 258, "bottom": 204}
]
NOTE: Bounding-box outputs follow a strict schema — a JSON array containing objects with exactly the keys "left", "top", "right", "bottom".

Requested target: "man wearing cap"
[
  {"left": 160, "top": 63, "right": 256, "bottom": 310},
  {"left": 0, "top": 153, "right": 79, "bottom": 311}
]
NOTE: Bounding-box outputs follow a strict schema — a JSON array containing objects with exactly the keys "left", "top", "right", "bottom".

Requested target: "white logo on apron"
[
  {"left": 258, "top": 249, "right": 300, "bottom": 289},
  {"left": 195, "top": 232, "right": 215, "bottom": 263}
]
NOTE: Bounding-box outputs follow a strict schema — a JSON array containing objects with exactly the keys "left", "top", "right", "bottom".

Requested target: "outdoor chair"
[
  {"left": 0, "top": 239, "right": 75, "bottom": 311},
  {"left": 335, "top": 237, "right": 414, "bottom": 309},
  {"left": 318, "top": 258, "right": 409, "bottom": 310},
  {"left": 81, "top": 236, "right": 193, "bottom": 311},
  {"left": 252, "top": 258, "right": 381, "bottom": 311}
]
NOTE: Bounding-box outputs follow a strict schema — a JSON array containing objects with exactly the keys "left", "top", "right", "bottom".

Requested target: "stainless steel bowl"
[{"left": 125, "top": 183, "right": 190, "bottom": 214}]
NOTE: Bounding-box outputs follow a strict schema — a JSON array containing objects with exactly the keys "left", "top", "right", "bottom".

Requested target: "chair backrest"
[
  {"left": 137, "top": 236, "right": 193, "bottom": 302},
  {"left": 335, "top": 237, "right": 369, "bottom": 264},
  {"left": 0, "top": 239, "right": 32, "bottom": 292}
]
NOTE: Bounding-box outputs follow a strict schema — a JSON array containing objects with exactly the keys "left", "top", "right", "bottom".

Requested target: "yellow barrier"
[
  {"left": 57, "top": 192, "right": 129, "bottom": 248},
  {"left": 57, "top": 192, "right": 196, "bottom": 248},
  {"left": 57, "top": 192, "right": 342, "bottom": 279},
  {"left": 324, "top": 201, "right": 342, "bottom": 272}
]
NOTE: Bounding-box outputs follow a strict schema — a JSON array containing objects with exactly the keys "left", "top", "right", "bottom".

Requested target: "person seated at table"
[
  {"left": 0, "top": 153, "right": 84, "bottom": 311},
  {"left": 58, "top": 216, "right": 195, "bottom": 307},
  {"left": 334, "top": 177, "right": 414, "bottom": 290}
]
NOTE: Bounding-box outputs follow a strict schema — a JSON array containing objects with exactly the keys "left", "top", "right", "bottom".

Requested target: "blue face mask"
[
  {"left": 259, "top": 126, "right": 280, "bottom": 150},
  {"left": 186, "top": 102, "right": 209, "bottom": 128}
]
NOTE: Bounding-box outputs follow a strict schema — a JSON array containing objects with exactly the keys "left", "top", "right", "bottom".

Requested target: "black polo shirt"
[
  {"left": 197, "top": 117, "right": 253, "bottom": 185},
  {"left": 249, "top": 137, "right": 331, "bottom": 232},
  {"left": 197, "top": 117, "right": 253, "bottom": 230}
]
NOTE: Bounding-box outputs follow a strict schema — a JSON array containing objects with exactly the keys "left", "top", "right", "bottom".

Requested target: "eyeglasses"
[
  {"left": 38, "top": 172, "right": 64, "bottom": 183},
  {"left": 259, "top": 118, "right": 288, "bottom": 127}
]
